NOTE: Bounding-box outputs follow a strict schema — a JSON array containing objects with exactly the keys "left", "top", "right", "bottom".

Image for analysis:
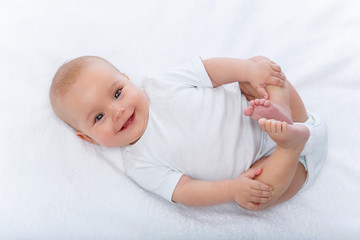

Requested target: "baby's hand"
[
  {"left": 230, "top": 168, "right": 273, "bottom": 211},
  {"left": 246, "top": 56, "right": 286, "bottom": 99}
]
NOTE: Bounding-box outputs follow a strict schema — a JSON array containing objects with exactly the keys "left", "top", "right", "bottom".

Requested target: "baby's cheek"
[{"left": 95, "top": 131, "right": 114, "bottom": 148}]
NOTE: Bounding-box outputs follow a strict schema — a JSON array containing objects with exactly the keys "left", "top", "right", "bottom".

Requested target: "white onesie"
[{"left": 123, "top": 57, "right": 265, "bottom": 202}]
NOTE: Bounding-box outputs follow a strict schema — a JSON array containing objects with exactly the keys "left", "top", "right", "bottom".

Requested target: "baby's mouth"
[{"left": 120, "top": 113, "right": 135, "bottom": 131}]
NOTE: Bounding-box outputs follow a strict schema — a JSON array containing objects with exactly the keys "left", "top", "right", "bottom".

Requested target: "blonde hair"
[{"left": 49, "top": 56, "right": 120, "bottom": 126}]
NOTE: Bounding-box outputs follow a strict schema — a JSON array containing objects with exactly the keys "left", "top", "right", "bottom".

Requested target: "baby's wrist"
[
  {"left": 244, "top": 60, "right": 255, "bottom": 83},
  {"left": 226, "top": 179, "right": 236, "bottom": 202}
]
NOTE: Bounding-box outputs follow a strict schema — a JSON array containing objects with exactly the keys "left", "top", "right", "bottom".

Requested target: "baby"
[{"left": 50, "top": 55, "right": 327, "bottom": 211}]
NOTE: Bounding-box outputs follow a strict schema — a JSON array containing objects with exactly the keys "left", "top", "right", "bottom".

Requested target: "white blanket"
[{"left": 1, "top": 0, "right": 359, "bottom": 239}]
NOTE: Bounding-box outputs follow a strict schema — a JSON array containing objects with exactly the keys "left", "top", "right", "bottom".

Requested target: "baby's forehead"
[
  {"left": 81, "top": 60, "right": 119, "bottom": 78},
  {"left": 69, "top": 64, "right": 121, "bottom": 96}
]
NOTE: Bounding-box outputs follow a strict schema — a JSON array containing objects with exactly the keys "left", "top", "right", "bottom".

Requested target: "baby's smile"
[{"left": 120, "top": 112, "right": 135, "bottom": 132}]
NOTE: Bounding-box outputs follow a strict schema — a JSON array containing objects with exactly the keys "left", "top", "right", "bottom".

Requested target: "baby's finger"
[
  {"left": 280, "top": 71, "right": 286, "bottom": 80},
  {"left": 266, "top": 76, "right": 285, "bottom": 87},
  {"left": 255, "top": 86, "right": 269, "bottom": 100},
  {"left": 251, "top": 189, "right": 273, "bottom": 198},
  {"left": 271, "top": 71, "right": 285, "bottom": 81},
  {"left": 245, "top": 202, "right": 262, "bottom": 211},
  {"left": 271, "top": 63, "right": 281, "bottom": 72},
  {"left": 250, "top": 180, "right": 273, "bottom": 191},
  {"left": 249, "top": 196, "right": 272, "bottom": 204}
]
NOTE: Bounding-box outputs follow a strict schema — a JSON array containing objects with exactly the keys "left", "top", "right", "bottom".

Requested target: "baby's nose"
[{"left": 112, "top": 106, "right": 125, "bottom": 121}]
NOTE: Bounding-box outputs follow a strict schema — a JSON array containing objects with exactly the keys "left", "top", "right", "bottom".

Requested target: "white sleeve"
[{"left": 125, "top": 159, "right": 183, "bottom": 202}]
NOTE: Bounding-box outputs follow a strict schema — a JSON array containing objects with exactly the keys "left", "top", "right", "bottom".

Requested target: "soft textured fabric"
[
  {"left": 124, "top": 57, "right": 263, "bottom": 201},
  {"left": 1, "top": 0, "right": 360, "bottom": 239}
]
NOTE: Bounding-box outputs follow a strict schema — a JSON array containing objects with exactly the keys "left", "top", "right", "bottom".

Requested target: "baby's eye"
[
  {"left": 114, "top": 89, "right": 122, "bottom": 99},
  {"left": 95, "top": 113, "right": 104, "bottom": 123}
]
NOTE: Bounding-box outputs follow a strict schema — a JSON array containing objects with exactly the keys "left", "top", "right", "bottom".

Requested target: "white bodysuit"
[{"left": 123, "top": 57, "right": 265, "bottom": 202}]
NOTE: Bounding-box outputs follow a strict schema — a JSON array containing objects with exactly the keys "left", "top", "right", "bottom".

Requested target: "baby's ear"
[{"left": 75, "top": 131, "right": 97, "bottom": 144}]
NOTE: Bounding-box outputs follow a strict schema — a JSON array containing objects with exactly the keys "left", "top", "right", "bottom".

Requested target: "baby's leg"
[
  {"left": 252, "top": 118, "right": 310, "bottom": 210},
  {"left": 250, "top": 157, "right": 307, "bottom": 208},
  {"left": 240, "top": 78, "right": 310, "bottom": 209}
]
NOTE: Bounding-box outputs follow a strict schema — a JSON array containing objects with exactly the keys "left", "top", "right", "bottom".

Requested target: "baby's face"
[{"left": 61, "top": 62, "right": 149, "bottom": 147}]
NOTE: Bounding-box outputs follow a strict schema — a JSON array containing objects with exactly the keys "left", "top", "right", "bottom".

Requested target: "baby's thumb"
[
  {"left": 245, "top": 168, "right": 263, "bottom": 179},
  {"left": 256, "top": 86, "right": 269, "bottom": 99}
]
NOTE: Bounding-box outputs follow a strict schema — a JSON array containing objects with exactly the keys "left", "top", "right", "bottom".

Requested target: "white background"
[{"left": 0, "top": 0, "right": 359, "bottom": 239}]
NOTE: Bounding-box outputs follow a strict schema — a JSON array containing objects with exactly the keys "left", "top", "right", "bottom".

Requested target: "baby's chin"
[
  {"left": 96, "top": 137, "right": 126, "bottom": 148},
  {"left": 101, "top": 136, "right": 141, "bottom": 148},
  {"left": 102, "top": 142, "right": 125, "bottom": 148}
]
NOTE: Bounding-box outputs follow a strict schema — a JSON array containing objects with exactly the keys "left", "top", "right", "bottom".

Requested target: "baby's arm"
[
  {"left": 202, "top": 57, "right": 285, "bottom": 99},
  {"left": 172, "top": 168, "right": 273, "bottom": 210}
]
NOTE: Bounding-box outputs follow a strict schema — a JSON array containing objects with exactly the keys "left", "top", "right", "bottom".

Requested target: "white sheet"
[{"left": 1, "top": 0, "right": 360, "bottom": 239}]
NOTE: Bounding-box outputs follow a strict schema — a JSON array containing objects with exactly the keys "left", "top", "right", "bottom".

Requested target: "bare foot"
[
  {"left": 258, "top": 118, "right": 309, "bottom": 153},
  {"left": 244, "top": 99, "right": 293, "bottom": 124}
]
